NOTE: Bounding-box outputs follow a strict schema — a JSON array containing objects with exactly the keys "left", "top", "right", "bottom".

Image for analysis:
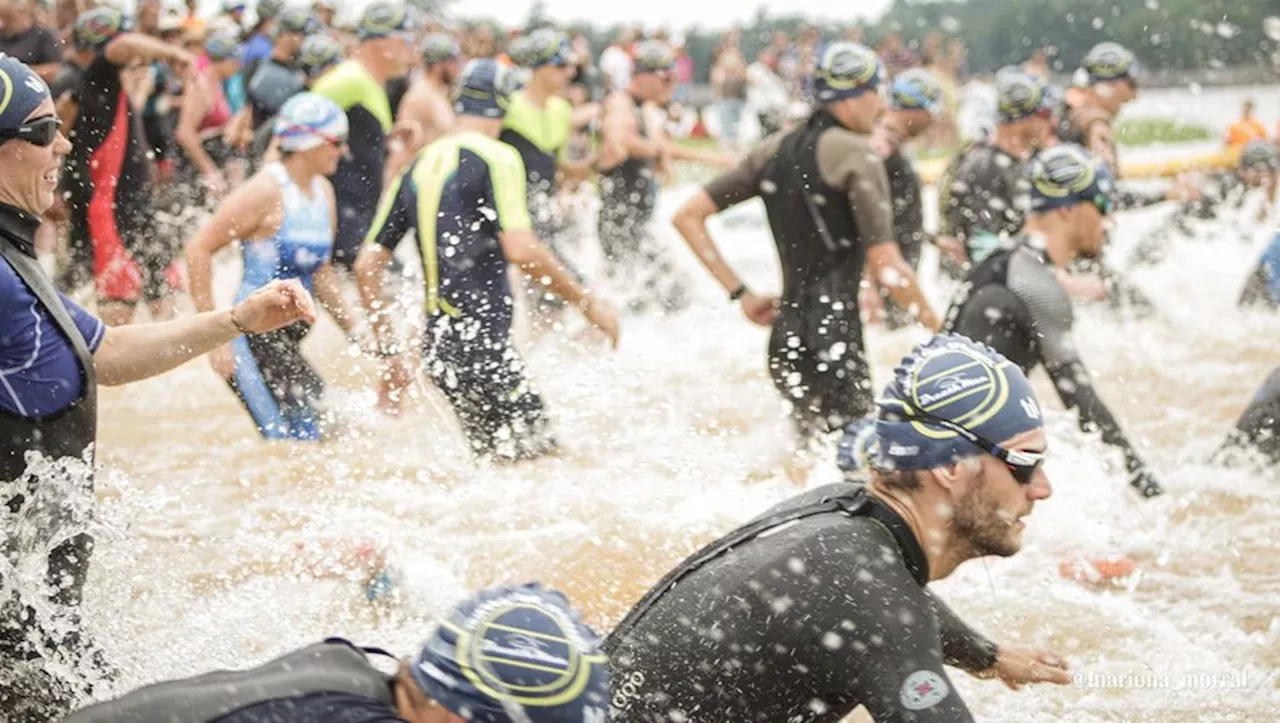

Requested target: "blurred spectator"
[
  {"left": 599, "top": 27, "right": 634, "bottom": 93},
  {"left": 876, "top": 31, "right": 919, "bottom": 76},
  {"left": 0, "top": 0, "right": 62, "bottom": 83},
  {"left": 671, "top": 33, "right": 693, "bottom": 104},
  {"left": 710, "top": 29, "right": 747, "bottom": 146},
  {"left": 135, "top": 0, "right": 160, "bottom": 35},
  {"left": 746, "top": 48, "right": 788, "bottom": 137},
  {"left": 1024, "top": 47, "right": 1051, "bottom": 80},
  {"left": 313, "top": 0, "right": 336, "bottom": 29},
  {"left": 1227, "top": 99, "right": 1267, "bottom": 149}
]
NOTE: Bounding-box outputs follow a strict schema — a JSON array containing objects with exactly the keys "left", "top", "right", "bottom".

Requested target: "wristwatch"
[{"left": 729, "top": 284, "right": 748, "bottom": 302}]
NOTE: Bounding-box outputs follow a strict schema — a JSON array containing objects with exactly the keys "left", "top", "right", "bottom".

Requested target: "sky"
[{"left": 464, "top": 0, "right": 895, "bottom": 31}]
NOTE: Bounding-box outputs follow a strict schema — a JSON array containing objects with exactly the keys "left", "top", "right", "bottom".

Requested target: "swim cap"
[
  {"left": 836, "top": 416, "right": 879, "bottom": 473},
  {"left": 513, "top": 28, "right": 571, "bottom": 69},
  {"left": 274, "top": 6, "right": 319, "bottom": 36},
  {"left": 632, "top": 40, "right": 675, "bottom": 74},
  {"left": 1028, "top": 143, "right": 1114, "bottom": 214},
  {"left": 299, "top": 34, "right": 341, "bottom": 77},
  {"left": 1239, "top": 139, "right": 1279, "bottom": 171},
  {"left": 454, "top": 58, "right": 517, "bottom": 118},
  {"left": 255, "top": 0, "right": 284, "bottom": 21},
  {"left": 274, "top": 92, "right": 348, "bottom": 151},
  {"left": 0, "top": 56, "right": 52, "bottom": 135},
  {"left": 223, "top": 0, "right": 247, "bottom": 13},
  {"left": 73, "top": 6, "right": 130, "bottom": 50},
  {"left": 205, "top": 31, "right": 241, "bottom": 61},
  {"left": 1082, "top": 42, "right": 1140, "bottom": 85},
  {"left": 357, "top": 0, "right": 411, "bottom": 41},
  {"left": 995, "top": 66, "right": 1053, "bottom": 122},
  {"left": 420, "top": 32, "right": 460, "bottom": 66},
  {"left": 814, "top": 42, "right": 883, "bottom": 103},
  {"left": 874, "top": 334, "right": 1043, "bottom": 471},
  {"left": 410, "top": 583, "right": 611, "bottom": 723},
  {"left": 889, "top": 68, "right": 942, "bottom": 115}
]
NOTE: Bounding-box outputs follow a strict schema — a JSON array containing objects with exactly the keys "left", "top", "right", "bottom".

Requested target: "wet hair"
[{"left": 871, "top": 468, "right": 922, "bottom": 492}]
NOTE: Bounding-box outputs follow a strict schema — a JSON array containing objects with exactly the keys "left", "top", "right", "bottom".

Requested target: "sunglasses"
[
  {"left": 1093, "top": 193, "right": 1113, "bottom": 216},
  {"left": 0, "top": 116, "right": 62, "bottom": 147},
  {"left": 900, "top": 404, "right": 1046, "bottom": 484}
]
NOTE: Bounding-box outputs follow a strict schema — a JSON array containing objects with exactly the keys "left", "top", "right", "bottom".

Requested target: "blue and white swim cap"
[
  {"left": 873, "top": 334, "right": 1044, "bottom": 471},
  {"left": 411, "top": 583, "right": 611, "bottom": 722},
  {"left": 273, "top": 92, "right": 348, "bottom": 152}
]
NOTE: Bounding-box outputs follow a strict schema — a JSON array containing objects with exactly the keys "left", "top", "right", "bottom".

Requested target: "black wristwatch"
[{"left": 729, "top": 284, "right": 748, "bottom": 302}]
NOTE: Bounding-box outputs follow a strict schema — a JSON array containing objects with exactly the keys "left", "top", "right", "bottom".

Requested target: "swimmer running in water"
[
  {"left": 355, "top": 58, "right": 620, "bottom": 463},
  {"left": 942, "top": 144, "right": 1166, "bottom": 497},
  {"left": 607, "top": 335, "right": 1069, "bottom": 722},
  {"left": 384, "top": 32, "right": 461, "bottom": 181},
  {"left": 186, "top": 93, "right": 355, "bottom": 441},
  {"left": 65, "top": 584, "right": 610, "bottom": 723}
]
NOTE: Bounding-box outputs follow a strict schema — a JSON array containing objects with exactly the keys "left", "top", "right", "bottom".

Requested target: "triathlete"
[
  {"left": 237, "top": 0, "right": 283, "bottom": 84},
  {"left": 944, "top": 144, "right": 1166, "bottom": 497},
  {"left": 63, "top": 6, "right": 195, "bottom": 326},
  {"left": 606, "top": 334, "right": 1070, "bottom": 723},
  {"left": 65, "top": 584, "right": 610, "bottom": 723},
  {"left": 311, "top": 0, "right": 415, "bottom": 270},
  {"left": 186, "top": 93, "right": 354, "bottom": 441},
  {"left": 354, "top": 59, "right": 620, "bottom": 463},
  {"left": 246, "top": 5, "right": 317, "bottom": 130},
  {"left": 597, "top": 39, "right": 732, "bottom": 312},
  {"left": 1215, "top": 367, "right": 1280, "bottom": 466},
  {"left": 503, "top": 27, "right": 596, "bottom": 316},
  {"left": 671, "top": 42, "right": 940, "bottom": 442},
  {"left": 298, "top": 32, "right": 342, "bottom": 84},
  {"left": 868, "top": 68, "right": 942, "bottom": 327},
  {"left": 384, "top": 32, "right": 460, "bottom": 180},
  {"left": 939, "top": 67, "right": 1052, "bottom": 267},
  {"left": 173, "top": 31, "right": 241, "bottom": 202}
]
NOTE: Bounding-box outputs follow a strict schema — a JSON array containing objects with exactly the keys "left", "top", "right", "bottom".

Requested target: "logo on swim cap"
[
  {"left": 900, "top": 670, "right": 949, "bottom": 711},
  {"left": 1020, "top": 396, "right": 1041, "bottom": 420}
]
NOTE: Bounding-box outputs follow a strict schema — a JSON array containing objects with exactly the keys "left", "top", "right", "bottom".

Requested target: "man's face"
[
  {"left": 1096, "top": 78, "right": 1137, "bottom": 112},
  {"left": 951, "top": 428, "right": 1051, "bottom": 558},
  {"left": 634, "top": 68, "right": 672, "bottom": 101},
  {"left": 438, "top": 57, "right": 460, "bottom": 86},
  {"left": 0, "top": 98, "right": 72, "bottom": 215},
  {"left": 897, "top": 108, "right": 933, "bottom": 139},
  {"left": 839, "top": 90, "right": 884, "bottom": 134}
]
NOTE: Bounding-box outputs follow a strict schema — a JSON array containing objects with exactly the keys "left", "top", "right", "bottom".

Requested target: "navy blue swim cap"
[
  {"left": 455, "top": 58, "right": 518, "bottom": 118},
  {"left": 814, "top": 42, "right": 883, "bottom": 103},
  {"left": 513, "top": 28, "right": 572, "bottom": 70},
  {"left": 410, "top": 583, "right": 611, "bottom": 722},
  {"left": 874, "top": 334, "right": 1043, "bottom": 471},
  {"left": 0, "top": 55, "right": 53, "bottom": 133},
  {"left": 357, "top": 0, "right": 411, "bottom": 41},
  {"left": 890, "top": 68, "right": 942, "bottom": 115},
  {"left": 995, "top": 66, "right": 1054, "bottom": 123},
  {"left": 1028, "top": 143, "right": 1114, "bottom": 214},
  {"left": 420, "top": 32, "right": 461, "bottom": 66}
]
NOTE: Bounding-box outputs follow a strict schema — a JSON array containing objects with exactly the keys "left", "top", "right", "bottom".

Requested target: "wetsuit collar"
[
  {"left": 862, "top": 494, "right": 930, "bottom": 585},
  {"left": 0, "top": 202, "right": 41, "bottom": 257}
]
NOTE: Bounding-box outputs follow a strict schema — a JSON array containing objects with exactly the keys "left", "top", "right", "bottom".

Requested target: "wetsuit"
[
  {"left": 0, "top": 205, "right": 105, "bottom": 719},
  {"left": 248, "top": 56, "right": 305, "bottom": 129},
  {"left": 598, "top": 94, "right": 685, "bottom": 310},
  {"left": 64, "top": 639, "right": 400, "bottom": 722},
  {"left": 703, "top": 110, "right": 894, "bottom": 439},
  {"left": 500, "top": 90, "right": 583, "bottom": 309},
  {"left": 64, "top": 52, "right": 168, "bottom": 304},
  {"left": 367, "top": 131, "right": 554, "bottom": 462},
  {"left": 313, "top": 60, "right": 393, "bottom": 269},
  {"left": 1238, "top": 232, "right": 1280, "bottom": 309},
  {"left": 1217, "top": 366, "right": 1280, "bottom": 464},
  {"left": 606, "top": 482, "right": 998, "bottom": 722},
  {"left": 227, "top": 164, "right": 332, "bottom": 441},
  {"left": 882, "top": 146, "right": 926, "bottom": 328},
  {"left": 940, "top": 142, "right": 1027, "bottom": 265},
  {"left": 944, "top": 238, "right": 1158, "bottom": 490}
]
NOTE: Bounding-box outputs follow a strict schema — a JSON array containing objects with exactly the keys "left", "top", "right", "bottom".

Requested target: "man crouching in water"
[{"left": 65, "top": 584, "right": 610, "bottom": 722}]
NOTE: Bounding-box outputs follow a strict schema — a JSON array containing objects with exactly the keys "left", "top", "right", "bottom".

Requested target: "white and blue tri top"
[{"left": 237, "top": 163, "right": 334, "bottom": 303}]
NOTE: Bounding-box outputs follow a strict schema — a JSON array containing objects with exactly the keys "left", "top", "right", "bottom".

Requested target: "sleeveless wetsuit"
[{"left": 228, "top": 164, "right": 332, "bottom": 441}]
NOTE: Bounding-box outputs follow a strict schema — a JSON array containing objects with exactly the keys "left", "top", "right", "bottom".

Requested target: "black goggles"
[
  {"left": 0, "top": 116, "right": 62, "bottom": 147},
  {"left": 900, "top": 403, "right": 1045, "bottom": 484}
]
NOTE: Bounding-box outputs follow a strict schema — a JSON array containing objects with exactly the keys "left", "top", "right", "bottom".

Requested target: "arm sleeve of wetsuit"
[
  {"left": 836, "top": 564, "right": 975, "bottom": 722},
  {"left": 366, "top": 166, "right": 418, "bottom": 252},
  {"left": 817, "top": 129, "right": 895, "bottom": 246},
  {"left": 487, "top": 146, "right": 533, "bottom": 233},
  {"left": 60, "top": 293, "right": 107, "bottom": 353},
  {"left": 1007, "top": 253, "right": 1140, "bottom": 455},
  {"left": 310, "top": 66, "right": 357, "bottom": 110},
  {"left": 927, "top": 590, "right": 999, "bottom": 672},
  {"left": 703, "top": 134, "right": 780, "bottom": 210},
  {"left": 943, "top": 156, "right": 979, "bottom": 240}
]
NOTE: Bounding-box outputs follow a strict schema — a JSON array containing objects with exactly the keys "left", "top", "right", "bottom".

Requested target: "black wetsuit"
[
  {"left": 1217, "top": 367, "right": 1280, "bottom": 464},
  {"left": 606, "top": 483, "right": 998, "bottom": 722},
  {"left": 939, "top": 142, "right": 1027, "bottom": 265},
  {"left": 883, "top": 146, "right": 927, "bottom": 328},
  {"left": 944, "top": 238, "right": 1162, "bottom": 495},
  {"left": 705, "top": 110, "right": 895, "bottom": 439}
]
